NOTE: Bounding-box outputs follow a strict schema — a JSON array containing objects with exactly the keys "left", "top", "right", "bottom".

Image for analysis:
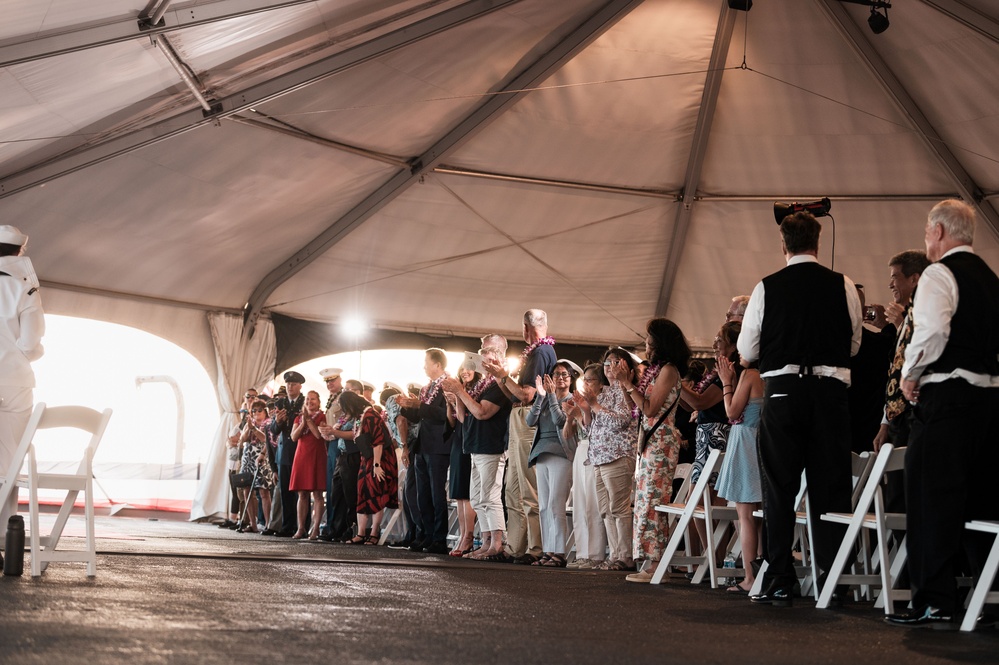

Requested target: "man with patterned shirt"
[
  {"left": 317, "top": 367, "right": 343, "bottom": 541},
  {"left": 886, "top": 200, "right": 999, "bottom": 628},
  {"left": 485, "top": 310, "right": 557, "bottom": 564}
]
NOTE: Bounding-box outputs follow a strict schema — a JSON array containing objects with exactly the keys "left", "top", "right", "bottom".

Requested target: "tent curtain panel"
[{"left": 189, "top": 312, "right": 276, "bottom": 521}]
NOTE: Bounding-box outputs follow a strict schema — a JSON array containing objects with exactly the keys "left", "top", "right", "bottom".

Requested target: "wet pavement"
[{"left": 1, "top": 515, "right": 997, "bottom": 664}]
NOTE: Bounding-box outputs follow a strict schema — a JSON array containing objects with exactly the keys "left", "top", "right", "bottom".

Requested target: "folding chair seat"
[
  {"left": 650, "top": 450, "right": 723, "bottom": 585},
  {"left": 3, "top": 403, "right": 112, "bottom": 577},
  {"left": 961, "top": 520, "right": 999, "bottom": 632},
  {"left": 817, "top": 444, "right": 906, "bottom": 611}
]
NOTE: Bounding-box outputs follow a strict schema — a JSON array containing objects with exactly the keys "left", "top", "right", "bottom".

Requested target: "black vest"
[
  {"left": 924, "top": 251, "right": 999, "bottom": 377},
  {"left": 759, "top": 261, "right": 853, "bottom": 374}
]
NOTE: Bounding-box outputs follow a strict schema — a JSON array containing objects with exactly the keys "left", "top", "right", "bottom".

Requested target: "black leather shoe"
[
  {"left": 260, "top": 529, "right": 277, "bottom": 536},
  {"left": 274, "top": 530, "right": 293, "bottom": 538},
  {"left": 885, "top": 606, "right": 955, "bottom": 630},
  {"left": 426, "top": 542, "right": 450, "bottom": 555},
  {"left": 409, "top": 540, "right": 428, "bottom": 553},
  {"left": 750, "top": 583, "right": 794, "bottom": 607},
  {"left": 317, "top": 533, "right": 335, "bottom": 542}
]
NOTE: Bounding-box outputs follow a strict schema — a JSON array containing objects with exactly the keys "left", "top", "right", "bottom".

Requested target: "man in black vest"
[
  {"left": 738, "top": 211, "right": 863, "bottom": 607},
  {"left": 886, "top": 200, "right": 999, "bottom": 629}
]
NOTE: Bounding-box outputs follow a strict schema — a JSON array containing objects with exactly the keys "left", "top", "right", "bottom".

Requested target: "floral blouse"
[{"left": 586, "top": 383, "right": 637, "bottom": 466}]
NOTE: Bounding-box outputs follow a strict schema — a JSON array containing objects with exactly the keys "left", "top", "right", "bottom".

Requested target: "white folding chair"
[
  {"left": 650, "top": 449, "right": 723, "bottom": 585},
  {"left": 10, "top": 403, "right": 112, "bottom": 577},
  {"left": 817, "top": 445, "right": 905, "bottom": 610},
  {"left": 961, "top": 520, "right": 999, "bottom": 632}
]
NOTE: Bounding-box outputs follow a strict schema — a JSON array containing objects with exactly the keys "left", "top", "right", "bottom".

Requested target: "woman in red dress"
[
  {"left": 339, "top": 391, "right": 399, "bottom": 544},
  {"left": 290, "top": 390, "right": 327, "bottom": 540}
]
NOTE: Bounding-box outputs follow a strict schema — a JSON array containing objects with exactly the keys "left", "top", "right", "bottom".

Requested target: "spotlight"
[
  {"left": 727, "top": 0, "right": 752, "bottom": 10},
  {"left": 773, "top": 198, "right": 832, "bottom": 225},
  {"left": 868, "top": 6, "right": 889, "bottom": 34},
  {"left": 838, "top": 1, "right": 891, "bottom": 34}
]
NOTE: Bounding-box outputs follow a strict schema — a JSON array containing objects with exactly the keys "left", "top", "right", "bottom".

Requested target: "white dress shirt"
[
  {"left": 737, "top": 254, "right": 863, "bottom": 386},
  {"left": 0, "top": 255, "right": 44, "bottom": 388},
  {"left": 902, "top": 245, "right": 999, "bottom": 388}
]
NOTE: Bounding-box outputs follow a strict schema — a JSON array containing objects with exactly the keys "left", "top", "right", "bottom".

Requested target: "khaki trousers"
[{"left": 503, "top": 406, "right": 542, "bottom": 557}]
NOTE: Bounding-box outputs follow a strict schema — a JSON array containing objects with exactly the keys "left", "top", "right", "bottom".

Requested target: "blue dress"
[{"left": 714, "top": 397, "right": 763, "bottom": 503}]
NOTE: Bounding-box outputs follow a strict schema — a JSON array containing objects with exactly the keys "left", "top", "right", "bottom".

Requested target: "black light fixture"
[
  {"left": 839, "top": 1, "right": 891, "bottom": 34},
  {"left": 727, "top": 0, "right": 752, "bottom": 10},
  {"left": 773, "top": 198, "right": 832, "bottom": 225}
]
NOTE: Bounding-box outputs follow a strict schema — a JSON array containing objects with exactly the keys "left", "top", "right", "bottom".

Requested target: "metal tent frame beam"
[
  {"left": 242, "top": 0, "right": 647, "bottom": 334},
  {"left": 916, "top": 0, "right": 999, "bottom": 45},
  {"left": 0, "top": 0, "right": 518, "bottom": 200},
  {"left": 654, "top": 1, "right": 737, "bottom": 317},
  {"left": 817, "top": 0, "right": 999, "bottom": 241},
  {"left": 0, "top": 0, "right": 320, "bottom": 68}
]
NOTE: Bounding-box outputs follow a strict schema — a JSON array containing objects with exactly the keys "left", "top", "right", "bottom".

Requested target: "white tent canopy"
[{"left": 3, "top": 0, "right": 999, "bottom": 515}]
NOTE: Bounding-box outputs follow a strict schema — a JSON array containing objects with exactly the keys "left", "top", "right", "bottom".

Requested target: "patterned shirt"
[{"left": 586, "top": 383, "right": 637, "bottom": 466}]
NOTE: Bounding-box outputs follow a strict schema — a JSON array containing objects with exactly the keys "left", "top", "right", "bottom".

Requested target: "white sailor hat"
[
  {"left": 0, "top": 225, "right": 28, "bottom": 246},
  {"left": 556, "top": 359, "right": 584, "bottom": 378},
  {"left": 319, "top": 368, "right": 343, "bottom": 381},
  {"left": 361, "top": 381, "right": 375, "bottom": 392},
  {"left": 383, "top": 381, "right": 403, "bottom": 394}
]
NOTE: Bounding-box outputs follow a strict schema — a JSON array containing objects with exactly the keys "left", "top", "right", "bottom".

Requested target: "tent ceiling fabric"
[{"left": 2, "top": 0, "right": 998, "bottom": 354}]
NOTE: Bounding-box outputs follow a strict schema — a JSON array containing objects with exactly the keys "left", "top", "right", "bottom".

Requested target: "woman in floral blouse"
[{"left": 573, "top": 349, "right": 638, "bottom": 571}]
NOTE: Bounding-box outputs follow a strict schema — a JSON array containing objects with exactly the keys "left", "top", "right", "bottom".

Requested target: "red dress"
[
  {"left": 355, "top": 409, "right": 399, "bottom": 514},
  {"left": 290, "top": 411, "right": 327, "bottom": 492}
]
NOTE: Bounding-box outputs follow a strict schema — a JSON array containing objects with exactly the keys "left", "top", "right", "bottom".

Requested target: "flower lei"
[
  {"left": 631, "top": 362, "right": 663, "bottom": 418},
  {"left": 420, "top": 374, "right": 448, "bottom": 405},
  {"left": 520, "top": 336, "right": 556, "bottom": 366},
  {"left": 466, "top": 374, "right": 496, "bottom": 401},
  {"left": 693, "top": 368, "right": 718, "bottom": 394}
]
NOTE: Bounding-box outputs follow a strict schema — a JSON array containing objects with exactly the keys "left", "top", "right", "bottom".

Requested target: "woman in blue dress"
[{"left": 714, "top": 321, "right": 765, "bottom": 593}]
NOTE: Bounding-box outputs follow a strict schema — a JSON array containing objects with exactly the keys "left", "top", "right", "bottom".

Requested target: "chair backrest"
[
  {"left": 25, "top": 403, "right": 112, "bottom": 475},
  {"left": 851, "top": 451, "right": 875, "bottom": 508},
  {"left": 852, "top": 444, "right": 905, "bottom": 518},
  {"left": 670, "top": 462, "right": 692, "bottom": 504}
]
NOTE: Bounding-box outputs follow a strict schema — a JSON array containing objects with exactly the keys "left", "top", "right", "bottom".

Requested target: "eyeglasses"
[
  {"left": 244, "top": 394, "right": 256, "bottom": 399},
  {"left": 552, "top": 372, "right": 571, "bottom": 378},
  {"left": 251, "top": 407, "right": 265, "bottom": 412},
  {"left": 583, "top": 378, "right": 599, "bottom": 383}
]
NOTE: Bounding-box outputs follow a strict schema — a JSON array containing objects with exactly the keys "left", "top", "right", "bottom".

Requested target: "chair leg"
[
  {"left": 29, "top": 476, "right": 41, "bottom": 578},
  {"left": 85, "top": 477, "right": 96, "bottom": 577}
]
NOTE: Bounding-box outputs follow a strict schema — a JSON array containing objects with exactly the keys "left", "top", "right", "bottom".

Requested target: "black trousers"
[
  {"left": 906, "top": 380, "right": 999, "bottom": 613},
  {"left": 415, "top": 452, "right": 450, "bottom": 545},
  {"left": 884, "top": 411, "right": 911, "bottom": 515},
  {"left": 759, "top": 375, "right": 854, "bottom": 589},
  {"left": 330, "top": 451, "right": 361, "bottom": 538},
  {"left": 403, "top": 449, "right": 421, "bottom": 542},
  {"left": 278, "top": 463, "right": 297, "bottom": 534}
]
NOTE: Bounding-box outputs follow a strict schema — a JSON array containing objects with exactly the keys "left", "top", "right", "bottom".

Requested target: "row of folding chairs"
[{"left": 649, "top": 443, "right": 999, "bottom": 631}]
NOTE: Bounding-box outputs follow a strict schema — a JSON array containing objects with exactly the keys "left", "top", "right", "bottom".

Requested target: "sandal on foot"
[
  {"left": 726, "top": 582, "right": 752, "bottom": 594},
  {"left": 346, "top": 535, "right": 366, "bottom": 544},
  {"left": 363, "top": 534, "right": 379, "bottom": 545},
  {"left": 538, "top": 554, "right": 567, "bottom": 568},
  {"left": 482, "top": 552, "right": 513, "bottom": 563}
]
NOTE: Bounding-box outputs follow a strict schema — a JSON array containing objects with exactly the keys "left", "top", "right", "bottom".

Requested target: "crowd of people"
[{"left": 216, "top": 199, "right": 997, "bottom": 629}]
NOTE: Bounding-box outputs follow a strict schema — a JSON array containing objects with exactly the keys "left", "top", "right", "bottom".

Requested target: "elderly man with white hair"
[
  {"left": 0, "top": 226, "right": 45, "bottom": 542},
  {"left": 886, "top": 200, "right": 999, "bottom": 629}
]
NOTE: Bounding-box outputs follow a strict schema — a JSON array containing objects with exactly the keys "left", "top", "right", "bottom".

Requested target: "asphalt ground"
[{"left": 0, "top": 515, "right": 996, "bottom": 664}]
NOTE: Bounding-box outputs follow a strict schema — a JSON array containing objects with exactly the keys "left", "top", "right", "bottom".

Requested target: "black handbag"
[{"left": 231, "top": 471, "right": 254, "bottom": 488}]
